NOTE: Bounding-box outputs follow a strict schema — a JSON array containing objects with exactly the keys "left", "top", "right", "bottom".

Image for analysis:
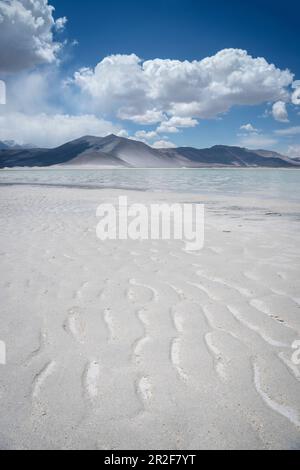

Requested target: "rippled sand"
[{"left": 0, "top": 185, "right": 299, "bottom": 449}]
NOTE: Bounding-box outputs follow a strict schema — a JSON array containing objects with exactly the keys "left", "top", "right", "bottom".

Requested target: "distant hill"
[
  {"left": 0, "top": 140, "right": 35, "bottom": 150},
  {"left": 160, "top": 145, "right": 299, "bottom": 168},
  {"left": 0, "top": 141, "right": 9, "bottom": 150},
  {"left": 0, "top": 135, "right": 299, "bottom": 168}
]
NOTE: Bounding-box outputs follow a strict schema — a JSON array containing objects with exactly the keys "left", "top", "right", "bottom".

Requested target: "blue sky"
[
  {"left": 52, "top": 0, "right": 300, "bottom": 73},
  {"left": 0, "top": 0, "right": 300, "bottom": 154}
]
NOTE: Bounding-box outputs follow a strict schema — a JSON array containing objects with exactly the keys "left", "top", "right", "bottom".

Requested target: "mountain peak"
[{"left": 106, "top": 133, "right": 119, "bottom": 139}]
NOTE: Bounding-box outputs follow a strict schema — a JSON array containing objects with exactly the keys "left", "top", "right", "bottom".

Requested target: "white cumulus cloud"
[
  {"left": 55, "top": 16, "right": 67, "bottom": 31},
  {"left": 272, "top": 101, "right": 289, "bottom": 122},
  {"left": 291, "top": 87, "right": 300, "bottom": 106},
  {"left": 240, "top": 123, "right": 259, "bottom": 133},
  {"left": 118, "top": 108, "right": 164, "bottom": 125},
  {"left": 71, "top": 49, "right": 293, "bottom": 129},
  {"left": 157, "top": 116, "right": 198, "bottom": 134},
  {"left": 151, "top": 140, "right": 177, "bottom": 149},
  {"left": 0, "top": 0, "right": 66, "bottom": 72},
  {"left": 134, "top": 130, "right": 158, "bottom": 141}
]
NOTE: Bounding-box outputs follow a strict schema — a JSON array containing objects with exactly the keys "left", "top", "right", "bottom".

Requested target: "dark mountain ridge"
[{"left": 0, "top": 135, "right": 299, "bottom": 169}]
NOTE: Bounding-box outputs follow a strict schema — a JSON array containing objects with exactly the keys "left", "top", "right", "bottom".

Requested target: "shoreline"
[{"left": 1, "top": 166, "right": 300, "bottom": 171}]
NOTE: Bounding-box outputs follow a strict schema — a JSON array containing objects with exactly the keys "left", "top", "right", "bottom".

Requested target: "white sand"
[{"left": 0, "top": 185, "right": 300, "bottom": 450}]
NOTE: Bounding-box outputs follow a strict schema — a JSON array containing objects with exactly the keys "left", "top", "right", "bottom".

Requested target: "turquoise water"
[{"left": 1, "top": 168, "right": 300, "bottom": 203}]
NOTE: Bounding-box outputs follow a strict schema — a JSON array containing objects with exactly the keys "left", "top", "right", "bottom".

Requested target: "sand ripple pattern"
[{"left": 1, "top": 186, "right": 300, "bottom": 449}]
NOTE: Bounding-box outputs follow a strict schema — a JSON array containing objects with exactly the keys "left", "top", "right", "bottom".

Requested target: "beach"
[{"left": 0, "top": 182, "right": 300, "bottom": 450}]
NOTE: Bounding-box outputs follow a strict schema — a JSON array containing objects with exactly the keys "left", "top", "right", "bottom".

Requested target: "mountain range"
[{"left": 0, "top": 134, "right": 299, "bottom": 169}]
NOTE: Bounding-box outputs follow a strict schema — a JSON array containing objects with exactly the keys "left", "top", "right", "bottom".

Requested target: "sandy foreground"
[{"left": 0, "top": 185, "right": 300, "bottom": 450}]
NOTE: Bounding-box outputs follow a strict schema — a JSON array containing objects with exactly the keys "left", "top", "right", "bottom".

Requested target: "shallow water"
[{"left": 1, "top": 168, "right": 300, "bottom": 203}]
